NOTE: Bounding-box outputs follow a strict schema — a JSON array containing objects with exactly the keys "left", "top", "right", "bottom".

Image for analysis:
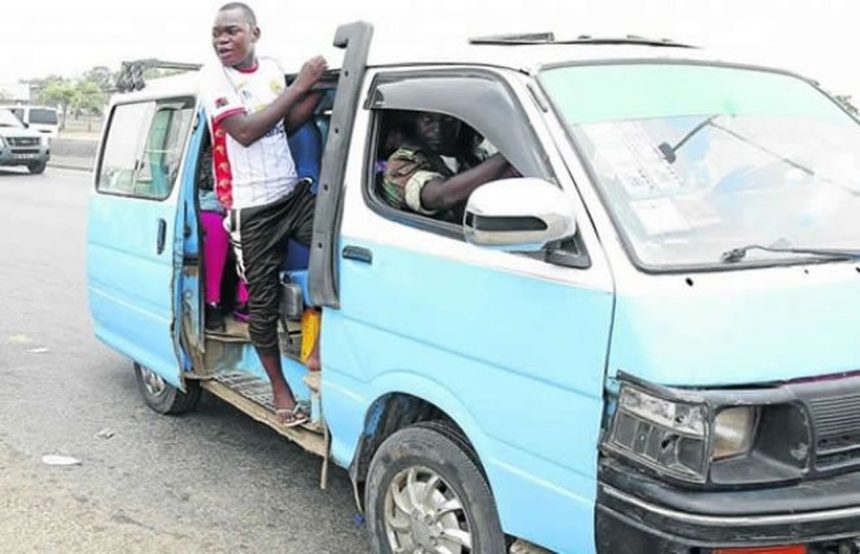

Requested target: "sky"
[{"left": 3, "top": 0, "right": 859, "bottom": 97}]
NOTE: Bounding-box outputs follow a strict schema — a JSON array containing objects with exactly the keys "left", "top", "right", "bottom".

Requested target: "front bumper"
[
  {"left": 597, "top": 459, "right": 860, "bottom": 553},
  {"left": 0, "top": 147, "right": 49, "bottom": 166}
]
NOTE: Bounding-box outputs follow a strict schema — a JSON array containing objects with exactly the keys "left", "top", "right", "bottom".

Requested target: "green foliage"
[
  {"left": 33, "top": 66, "right": 114, "bottom": 129},
  {"left": 72, "top": 80, "right": 105, "bottom": 116}
]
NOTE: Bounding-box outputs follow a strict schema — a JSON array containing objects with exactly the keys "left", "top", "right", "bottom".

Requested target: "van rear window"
[{"left": 29, "top": 109, "right": 58, "bottom": 125}]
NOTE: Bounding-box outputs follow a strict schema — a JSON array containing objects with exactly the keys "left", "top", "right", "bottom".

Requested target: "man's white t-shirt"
[{"left": 199, "top": 57, "right": 298, "bottom": 210}]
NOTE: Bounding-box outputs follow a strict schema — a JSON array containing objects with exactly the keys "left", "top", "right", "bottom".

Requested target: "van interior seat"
[{"left": 283, "top": 119, "right": 324, "bottom": 305}]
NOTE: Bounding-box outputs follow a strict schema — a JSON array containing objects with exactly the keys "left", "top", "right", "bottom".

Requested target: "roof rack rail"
[
  {"left": 469, "top": 32, "right": 556, "bottom": 45},
  {"left": 115, "top": 59, "right": 202, "bottom": 93},
  {"left": 469, "top": 33, "right": 696, "bottom": 49}
]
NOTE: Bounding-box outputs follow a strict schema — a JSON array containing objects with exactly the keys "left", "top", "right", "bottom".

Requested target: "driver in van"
[
  {"left": 381, "top": 111, "right": 519, "bottom": 223},
  {"left": 200, "top": 2, "right": 326, "bottom": 427}
]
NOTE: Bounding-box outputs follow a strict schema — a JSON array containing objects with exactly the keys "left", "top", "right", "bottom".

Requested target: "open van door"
[{"left": 87, "top": 96, "right": 196, "bottom": 389}]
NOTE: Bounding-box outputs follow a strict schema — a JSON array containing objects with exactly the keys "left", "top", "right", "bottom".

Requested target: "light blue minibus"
[{"left": 87, "top": 23, "right": 860, "bottom": 553}]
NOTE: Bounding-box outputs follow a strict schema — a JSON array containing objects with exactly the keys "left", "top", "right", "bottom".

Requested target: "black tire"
[
  {"left": 365, "top": 423, "right": 506, "bottom": 554},
  {"left": 133, "top": 362, "right": 200, "bottom": 415},
  {"left": 27, "top": 161, "right": 46, "bottom": 174}
]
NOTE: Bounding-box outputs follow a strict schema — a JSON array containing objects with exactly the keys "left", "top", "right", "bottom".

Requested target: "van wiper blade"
[{"left": 721, "top": 244, "right": 860, "bottom": 263}]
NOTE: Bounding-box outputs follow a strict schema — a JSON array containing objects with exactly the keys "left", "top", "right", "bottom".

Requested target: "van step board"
[
  {"left": 206, "top": 318, "right": 302, "bottom": 353},
  {"left": 200, "top": 374, "right": 326, "bottom": 458}
]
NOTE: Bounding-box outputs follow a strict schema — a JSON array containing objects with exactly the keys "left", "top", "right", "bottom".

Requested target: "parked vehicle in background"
[
  {"left": 0, "top": 105, "right": 60, "bottom": 141},
  {"left": 0, "top": 108, "right": 50, "bottom": 174}
]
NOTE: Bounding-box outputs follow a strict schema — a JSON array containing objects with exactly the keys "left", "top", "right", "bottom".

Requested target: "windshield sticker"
[
  {"left": 589, "top": 122, "right": 684, "bottom": 199},
  {"left": 672, "top": 195, "right": 722, "bottom": 229},
  {"left": 631, "top": 198, "right": 691, "bottom": 235}
]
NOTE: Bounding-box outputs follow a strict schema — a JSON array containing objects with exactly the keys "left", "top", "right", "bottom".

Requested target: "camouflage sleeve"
[{"left": 381, "top": 148, "right": 443, "bottom": 215}]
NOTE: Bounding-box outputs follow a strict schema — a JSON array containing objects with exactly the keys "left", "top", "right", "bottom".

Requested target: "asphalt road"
[{"left": 0, "top": 166, "right": 369, "bottom": 553}]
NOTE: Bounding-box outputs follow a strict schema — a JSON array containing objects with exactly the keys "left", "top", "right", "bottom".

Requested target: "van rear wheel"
[
  {"left": 27, "top": 161, "right": 46, "bottom": 174},
  {"left": 133, "top": 362, "right": 200, "bottom": 414},
  {"left": 365, "top": 423, "right": 506, "bottom": 554}
]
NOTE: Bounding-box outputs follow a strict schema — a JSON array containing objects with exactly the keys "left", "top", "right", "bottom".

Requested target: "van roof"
[{"left": 109, "top": 32, "right": 795, "bottom": 105}]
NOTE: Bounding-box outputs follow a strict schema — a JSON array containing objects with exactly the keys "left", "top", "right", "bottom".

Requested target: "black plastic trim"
[
  {"left": 465, "top": 213, "right": 547, "bottom": 232},
  {"left": 309, "top": 21, "right": 374, "bottom": 308},
  {"left": 342, "top": 245, "right": 373, "bottom": 264},
  {"left": 597, "top": 469, "right": 860, "bottom": 548}
]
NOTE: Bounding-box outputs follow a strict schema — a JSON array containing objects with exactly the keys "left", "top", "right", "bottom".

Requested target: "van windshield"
[
  {"left": 29, "top": 108, "right": 58, "bottom": 125},
  {"left": 541, "top": 63, "right": 860, "bottom": 270}
]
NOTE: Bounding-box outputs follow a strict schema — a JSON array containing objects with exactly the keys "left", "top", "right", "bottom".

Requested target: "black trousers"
[{"left": 226, "top": 181, "right": 315, "bottom": 354}]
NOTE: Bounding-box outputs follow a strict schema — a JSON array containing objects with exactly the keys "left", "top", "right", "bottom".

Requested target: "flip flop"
[{"left": 275, "top": 403, "right": 310, "bottom": 428}]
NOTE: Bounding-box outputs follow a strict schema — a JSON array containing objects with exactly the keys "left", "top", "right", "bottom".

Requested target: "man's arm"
[
  {"left": 285, "top": 90, "right": 324, "bottom": 134},
  {"left": 419, "top": 153, "right": 511, "bottom": 211},
  {"left": 220, "top": 56, "right": 327, "bottom": 147}
]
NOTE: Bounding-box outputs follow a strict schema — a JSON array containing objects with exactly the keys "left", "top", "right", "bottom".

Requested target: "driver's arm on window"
[{"left": 419, "top": 153, "right": 513, "bottom": 211}]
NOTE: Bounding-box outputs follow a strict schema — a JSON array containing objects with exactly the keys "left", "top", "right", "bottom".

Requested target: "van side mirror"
[{"left": 463, "top": 178, "right": 577, "bottom": 252}]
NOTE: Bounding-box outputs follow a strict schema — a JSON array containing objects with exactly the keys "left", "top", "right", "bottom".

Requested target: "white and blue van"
[{"left": 87, "top": 23, "right": 860, "bottom": 553}]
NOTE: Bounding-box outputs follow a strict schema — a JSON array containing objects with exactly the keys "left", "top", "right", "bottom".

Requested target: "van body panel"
[
  {"left": 87, "top": 194, "right": 183, "bottom": 387},
  {"left": 608, "top": 262, "right": 860, "bottom": 387},
  {"left": 324, "top": 237, "right": 613, "bottom": 552}
]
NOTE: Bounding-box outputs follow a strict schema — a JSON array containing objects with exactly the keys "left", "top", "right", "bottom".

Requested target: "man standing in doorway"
[{"left": 200, "top": 2, "right": 326, "bottom": 426}]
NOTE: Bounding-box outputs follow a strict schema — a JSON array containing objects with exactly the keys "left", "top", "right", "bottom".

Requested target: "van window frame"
[
  {"left": 360, "top": 68, "right": 589, "bottom": 265},
  {"left": 95, "top": 96, "right": 195, "bottom": 202}
]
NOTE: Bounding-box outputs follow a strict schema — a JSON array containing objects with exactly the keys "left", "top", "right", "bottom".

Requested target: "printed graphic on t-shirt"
[{"left": 200, "top": 57, "right": 298, "bottom": 210}]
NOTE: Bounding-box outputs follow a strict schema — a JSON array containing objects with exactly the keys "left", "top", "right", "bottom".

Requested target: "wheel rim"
[
  {"left": 383, "top": 465, "right": 473, "bottom": 554},
  {"left": 140, "top": 366, "right": 167, "bottom": 398}
]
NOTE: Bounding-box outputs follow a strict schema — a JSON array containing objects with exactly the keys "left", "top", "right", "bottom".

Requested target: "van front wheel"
[
  {"left": 133, "top": 362, "right": 200, "bottom": 415},
  {"left": 365, "top": 424, "right": 505, "bottom": 554}
]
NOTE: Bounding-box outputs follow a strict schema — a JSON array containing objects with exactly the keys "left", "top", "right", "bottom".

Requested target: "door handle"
[
  {"left": 342, "top": 245, "right": 372, "bottom": 264},
  {"left": 156, "top": 219, "right": 167, "bottom": 255}
]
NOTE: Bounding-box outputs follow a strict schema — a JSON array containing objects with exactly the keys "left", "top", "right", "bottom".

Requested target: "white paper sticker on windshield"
[
  {"left": 631, "top": 198, "right": 691, "bottom": 235},
  {"left": 672, "top": 195, "right": 722, "bottom": 229},
  {"left": 587, "top": 121, "right": 685, "bottom": 199}
]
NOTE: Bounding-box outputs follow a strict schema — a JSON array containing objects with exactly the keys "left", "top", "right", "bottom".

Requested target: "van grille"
[
  {"left": 809, "top": 394, "right": 860, "bottom": 469},
  {"left": 7, "top": 137, "right": 39, "bottom": 147}
]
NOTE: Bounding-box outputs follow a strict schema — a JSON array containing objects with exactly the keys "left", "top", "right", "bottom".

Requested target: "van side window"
[
  {"left": 97, "top": 98, "right": 194, "bottom": 199},
  {"left": 373, "top": 109, "right": 511, "bottom": 225},
  {"left": 364, "top": 71, "right": 554, "bottom": 237}
]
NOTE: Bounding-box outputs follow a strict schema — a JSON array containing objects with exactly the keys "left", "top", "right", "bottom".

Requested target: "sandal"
[{"left": 275, "top": 402, "right": 310, "bottom": 428}]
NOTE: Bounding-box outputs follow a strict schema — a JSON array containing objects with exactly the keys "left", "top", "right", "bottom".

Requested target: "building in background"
[{"left": 0, "top": 82, "right": 31, "bottom": 104}]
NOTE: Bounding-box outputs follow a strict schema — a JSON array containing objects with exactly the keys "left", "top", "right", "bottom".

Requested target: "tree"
[
  {"left": 82, "top": 66, "right": 114, "bottom": 93},
  {"left": 39, "top": 79, "right": 76, "bottom": 131},
  {"left": 72, "top": 80, "right": 106, "bottom": 131}
]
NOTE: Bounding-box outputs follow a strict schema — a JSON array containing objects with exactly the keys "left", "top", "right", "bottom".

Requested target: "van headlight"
[
  {"left": 604, "top": 379, "right": 808, "bottom": 485},
  {"left": 0, "top": 136, "right": 7, "bottom": 149},
  {"left": 608, "top": 385, "right": 710, "bottom": 482},
  {"left": 712, "top": 406, "right": 757, "bottom": 460}
]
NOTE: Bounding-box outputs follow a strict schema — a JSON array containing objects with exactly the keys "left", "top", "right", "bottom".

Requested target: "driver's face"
[{"left": 416, "top": 112, "right": 461, "bottom": 154}]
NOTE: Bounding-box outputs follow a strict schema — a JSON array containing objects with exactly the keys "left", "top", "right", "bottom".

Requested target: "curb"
[
  {"left": 47, "top": 158, "right": 94, "bottom": 172},
  {"left": 48, "top": 163, "right": 93, "bottom": 173}
]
